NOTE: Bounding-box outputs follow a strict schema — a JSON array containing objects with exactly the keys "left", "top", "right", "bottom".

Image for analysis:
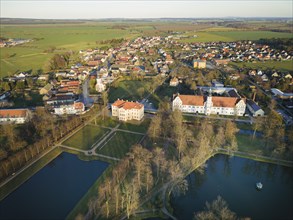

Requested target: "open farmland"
[
  {"left": 180, "top": 31, "right": 293, "bottom": 43},
  {"left": 229, "top": 60, "right": 293, "bottom": 72},
  {"left": 0, "top": 23, "right": 138, "bottom": 77}
]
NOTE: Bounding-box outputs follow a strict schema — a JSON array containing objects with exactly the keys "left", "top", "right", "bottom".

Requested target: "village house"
[
  {"left": 246, "top": 99, "right": 265, "bottom": 117},
  {"left": 0, "top": 108, "right": 31, "bottom": 124},
  {"left": 170, "top": 77, "right": 179, "bottom": 87},
  {"left": 172, "top": 93, "right": 246, "bottom": 116},
  {"left": 111, "top": 99, "right": 144, "bottom": 121},
  {"left": 39, "top": 83, "right": 53, "bottom": 95},
  {"left": 95, "top": 78, "right": 106, "bottom": 92},
  {"left": 54, "top": 101, "right": 85, "bottom": 115},
  {"left": 193, "top": 59, "right": 206, "bottom": 69}
]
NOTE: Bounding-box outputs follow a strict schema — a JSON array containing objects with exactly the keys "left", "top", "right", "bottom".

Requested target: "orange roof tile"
[
  {"left": 212, "top": 97, "right": 239, "bottom": 108},
  {"left": 112, "top": 100, "right": 126, "bottom": 107},
  {"left": 0, "top": 109, "right": 27, "bottom": 118},
  {"left": 178, "top": 95, "right": 205, "bottom": 106},
  {"left": 112, "top": 99, "right": 143, "bottom": 110}
]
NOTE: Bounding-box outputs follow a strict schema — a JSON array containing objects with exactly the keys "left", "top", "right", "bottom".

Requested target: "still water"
[
  {"left": 171, "top": 154, "right": 293, "bottom": 220},
  {"left": 0, "top": 152, "right": 108, "bottom": 220}
]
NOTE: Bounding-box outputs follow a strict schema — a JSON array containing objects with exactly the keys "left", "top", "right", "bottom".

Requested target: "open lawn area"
[
  {"left": 180, "top": 31, "right": 293, "bottom": 43},
  {"left": 148, "top": 84, "right": 178, "bottom": 108},
  {"left": 118, "top": 118, "right": 151, "bottom": 133},
  {"left": 63, "top": 125, "right": 110, "bottom": 150},
  {"left": 237, "top": 134, "right": 269, "bottom": 156},
  {"left": 92, "top": 116, "right": 120, "bottom": 128},
  {"left": 229, "top": 60, "right": 293, "bottom": 72},
  {"left": 96, "top": 131, "right": 143, "bottom": 159},
  {"left": 108, "top": 79, "right": 153, "bottom": 103}
]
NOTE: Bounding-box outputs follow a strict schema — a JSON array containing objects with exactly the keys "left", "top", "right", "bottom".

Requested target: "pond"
[
  {"left": 171, "top": 154, "right": 293, "bottom": 220},
  {"left": 0, "top": 152, "right": 108, "bottom": 220}
]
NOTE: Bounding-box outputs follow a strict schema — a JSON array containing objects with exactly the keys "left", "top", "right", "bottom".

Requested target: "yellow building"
[{"left": 193, "top": 59, "right": 206, "bottom": 69}]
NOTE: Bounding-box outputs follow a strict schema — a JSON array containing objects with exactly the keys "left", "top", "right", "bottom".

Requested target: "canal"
[
  {"left": 0, "top": 152, "right": 108, "bottom": 220},
  {"left": 171, "top": 154, "right": 293, "bottom": 220}
]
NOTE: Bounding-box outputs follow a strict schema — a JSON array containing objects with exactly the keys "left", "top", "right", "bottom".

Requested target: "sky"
[{"left": 0, "top": 0, "right": 292, "bottom": 19}]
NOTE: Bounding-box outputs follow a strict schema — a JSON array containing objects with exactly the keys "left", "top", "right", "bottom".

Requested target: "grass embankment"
[
  {"left": 62, "top": 125, "right": 110, "bottom": 150},
  {"left": 0, "top": 147, "right": 62, "bottom": 201},
  {"left": 96, "top": 131, "right": 144, "bottom": 159},
  {"left": 66, "top": 164, "right": 115, "bottom": 220},
  {"left": 118, "top": 118, "right": 150, "bottom": 133}
]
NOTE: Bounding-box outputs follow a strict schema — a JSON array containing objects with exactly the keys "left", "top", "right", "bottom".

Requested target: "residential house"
[
  {"left": 95, "top": 78, "right": 106, "bottom": 92},
  {"left": 214, "top": 59, "right": 230, "bottom": 66},
  {"left": 0, "top": 108, "right": 31, "bottom": 124},
  {"left": 170, "top": 77, "right": 179, "bottom": 87},
  {"left": 39, "top": 83, "right": 53, "bottom": 95},
  {"left": 54, "top": 101, "right": 85, "bottom": 115},
  {"left": 112, "top": 99, "right": 144, "bottom": 121},
  {"left": 172, "top": 93, "right": 246, "bottom": 116},
  {"left": 246, "top": 99, "right": 265, "bottom": 117},
  {"left": 193, "top": 59, "right": 206, "bottom": 69}
]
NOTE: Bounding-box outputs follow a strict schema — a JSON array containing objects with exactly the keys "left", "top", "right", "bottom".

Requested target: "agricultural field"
[
  {"left": 96, "top": 131, "right": 143, "bottom": 159},
  {"left": 0, "top": 23, "right": 138, "bottom": 77},
  {"left": 180, "top": 31, "right": 293, "bottom": 43},
  {"left": 62, "top": 125, "right": 110, "bottom": 150},
  {"left": 229, "top": 60, "right": 293, "bottom": 72}
]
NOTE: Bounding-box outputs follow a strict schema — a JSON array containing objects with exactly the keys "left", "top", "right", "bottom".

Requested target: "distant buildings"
[
  {"left": 173, "top": 93, "right": 246, "bottom": 116},
  {"left": 95, "top": 78, "right": 106, "bottom": 92},
  {"left": 193, "top": 59, "right": 206, "bottom": 69},
  {"left": 53, "top": 102, "right": 85, "bottom": 115},
  {"left": 170, "top": 77, "right": 179, "bottom": 87},
  {"left": 0, "top": 109, "right": 31, "bottom": 124},
  {"left": 112, "top": 99, "right": 144, "bottom": 121}
]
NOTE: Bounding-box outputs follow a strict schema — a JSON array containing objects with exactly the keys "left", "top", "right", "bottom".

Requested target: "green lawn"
[
  {"left": 237, "top": 134, "right": 269, "bottom": 156},
  {"left": 96, "top": 131, "right": 143, "bottom": 158},
  {"left": 108, "top": 79, "right": 153, "bottom": 103},
  {"left": 118, "top": 118, "right": 150, "bottom": 133},
  {"left": 229, "top": 60, "right": 293, "bottom": 72},
  {"left": 180, "top": 31, "right": 293, "bottom": 43},
  {"left": 92, "top": 116, "right": 120, "bottom": 128},
  {"left": 63, "top": 125, "right": 110, "bottom": 150}
]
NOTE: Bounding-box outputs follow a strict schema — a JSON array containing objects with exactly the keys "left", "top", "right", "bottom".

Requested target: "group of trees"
[
  {"left": 45, "top": 52, "right": 72, "bottom": 71},
  {"left": 88, "top": 104, "right": 240, "bottom": 219},
  {"left": 0, "top": 108, "right": 85, "bottom": 179}
]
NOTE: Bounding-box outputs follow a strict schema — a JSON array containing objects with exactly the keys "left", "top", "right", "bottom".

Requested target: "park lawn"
[
  {"left": 236, "top": 134, "right": 269, "bottom": 156},
  {"left": 108, "top": 79, "right": 154, "bottom": 103},
  {"left": 118, "top": 118, "right": 151, "bottom": 133},
  {"left": 229, "top": 60, "right": 293, "bottom": 72},
  {"left": 92, "top": 116, "right": 120, "bottom": 128},
  {"left": 180, "top": 31, "right": 293, "bottom": 43},
  {"left": 63, "top": 125, "right": 110, "bottom": 150},
  {"left": 96, "top": 131, "right": 143, "bottom": 159},
  {"left": 0, "top": 147, "right": 62, "bottom": 201}
]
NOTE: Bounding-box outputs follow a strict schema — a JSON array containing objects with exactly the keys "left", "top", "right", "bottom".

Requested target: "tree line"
[
  {"left": 0, "top": 108, "right": 86, "bottom": 180},
  {"left": 85, "top": 103, "right": 239, "bottom": 219}
]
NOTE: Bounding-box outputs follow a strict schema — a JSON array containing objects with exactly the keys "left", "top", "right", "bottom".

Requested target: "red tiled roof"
[
  {"left": 0, "top": 109, "right": 27, "bottom": 118},
  {"left": 112, "top": 100, "right": 143, "bottom": 110},
  {"left": 178, "top": 95, "right": 205, "bottom": 106}
]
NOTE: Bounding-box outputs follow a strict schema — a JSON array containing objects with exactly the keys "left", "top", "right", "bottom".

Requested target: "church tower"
[{"left": 205, "top": 88, "right": 213, "bottom": 115}]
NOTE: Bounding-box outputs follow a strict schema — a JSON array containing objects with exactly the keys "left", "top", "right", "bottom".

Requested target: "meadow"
[
  {"left": 229, "top": 60, "right": 293, "bottom": 72},
  {"left": 0, "top": 23, "right": 138, "bottom": 77}
]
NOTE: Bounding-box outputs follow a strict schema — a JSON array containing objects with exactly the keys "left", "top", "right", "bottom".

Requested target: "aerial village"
[{"left": 0, "top": 35, "right": 292, "bottom": 125}]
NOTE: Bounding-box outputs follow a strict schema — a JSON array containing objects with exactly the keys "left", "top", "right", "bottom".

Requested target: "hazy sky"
[{"left": 1, "top": 0, "right": 292, "bottom": 19}]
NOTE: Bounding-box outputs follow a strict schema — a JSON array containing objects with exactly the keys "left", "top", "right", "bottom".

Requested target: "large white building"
[
  {"left": 112, "top": 99, "right": 144, "bottom": 121},
  {"left": 54, "top": 102, "right": 85, "bottom": 115},
  {"left": 0, "top": 109, "right": 31, "bottom": 124},
  {"left": 173, "top": 93, "right": 246, "bottom": 116}
]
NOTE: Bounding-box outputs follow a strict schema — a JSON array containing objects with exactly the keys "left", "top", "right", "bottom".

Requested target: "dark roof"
[
  {"left": 227, "top": 89, "right": 240, "bottom": 98},
  {"left": 247, "top": 99, "right": 261, "bottom": 111}
]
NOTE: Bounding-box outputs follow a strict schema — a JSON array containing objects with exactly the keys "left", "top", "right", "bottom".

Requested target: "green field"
[
  {"left": 118, "top": 118, "right": 150, "bottom": 133},
  {"left": 180, "top": 31, "right": 293, "bottom": 43},
  {"left": 63, "top": 125, "right": 110, "bottom": 150},
  {"left": 96, "top": 131, "right": 143, "bottom": 158},
  {"left": 108, "top": 79, "right": 153, "bottom": 102},
  {"left": 229, "top": 60, "right": 293, "bottom": 72},
  {"left": 0, "top": 23, "right": 138, "bottom": 77},
  {"left": 92, "top": 116, "right": 120, "bottom": 128}
]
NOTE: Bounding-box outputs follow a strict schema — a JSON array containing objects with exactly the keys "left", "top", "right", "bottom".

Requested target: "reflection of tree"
[{"left": 223, "top": 156, "right": 232, "bottom": 177}]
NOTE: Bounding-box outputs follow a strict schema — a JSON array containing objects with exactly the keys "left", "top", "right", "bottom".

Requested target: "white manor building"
[
  {"left": 0, "top": 109, "right": 31, "bottom": 124},
  {"left": 112, "top": 99, "right": 144, "bottom": 121},
  {"left": 173, "top": 93, "right": 246, "bottom": 116}
]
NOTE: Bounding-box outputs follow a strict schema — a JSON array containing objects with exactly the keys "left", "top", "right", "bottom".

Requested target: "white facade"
[
  {"left": 54, "top": 102, "right": 85, "bottom": 115},
  {"left": 112, "top": 100, "right": 144, "bottom": 121},
  {"left": 173, "top": 94, "right": 246, "bottom": 116},
  {"left": 95, "top": 78, "right": 106, "bottom": 92},
  {"left": 0, "top": 109, "right": 30, "bottom": 124}
]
